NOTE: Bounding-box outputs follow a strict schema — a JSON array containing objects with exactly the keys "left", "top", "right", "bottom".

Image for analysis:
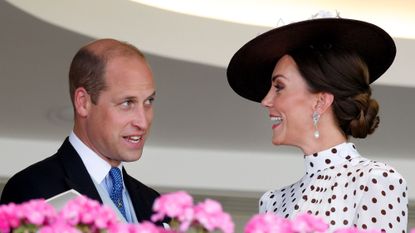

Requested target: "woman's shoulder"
[
  {"left": 353, "top": 158, "right": 406, "bottom": 185},
  {"left": 260, "top": 181, "right": 300, "bottom": 203},
  {"left": 259, "top": 182, "right": 297, "bottom": 213}
]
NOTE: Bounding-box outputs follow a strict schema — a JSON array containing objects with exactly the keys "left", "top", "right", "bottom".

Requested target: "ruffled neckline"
[{"left": 304, "top": 142, "right": 361, "bottom": 174}]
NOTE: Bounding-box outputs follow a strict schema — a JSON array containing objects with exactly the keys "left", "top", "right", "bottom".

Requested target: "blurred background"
[{"left": 1, "top": 0, "right": 414, "bottom": 231}]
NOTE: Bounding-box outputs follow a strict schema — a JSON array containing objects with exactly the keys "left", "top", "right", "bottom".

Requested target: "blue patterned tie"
[{"left": 109, "top": 167, "right": 127, "bottom": 220}]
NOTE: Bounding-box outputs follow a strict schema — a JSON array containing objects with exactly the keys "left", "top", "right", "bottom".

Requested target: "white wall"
[{"left": 1, "top": 137, "right": 413, "bottom": 200}]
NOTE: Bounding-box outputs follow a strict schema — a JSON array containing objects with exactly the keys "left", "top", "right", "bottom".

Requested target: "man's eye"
[
  {"left": 121, "top": 100, "right": 133, "bottom": 108},
  {"left": 145, "top": 97, "right": 155, "bottom": 105}
]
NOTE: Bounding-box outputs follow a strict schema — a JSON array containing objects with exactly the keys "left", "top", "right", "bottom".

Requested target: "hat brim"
[{"left": 226, "top": 18, "right": 396, "bottom": 102}]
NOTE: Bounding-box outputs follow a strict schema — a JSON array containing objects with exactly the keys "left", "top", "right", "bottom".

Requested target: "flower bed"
[{"left": 0, "top": 191, "right": 413, "bottom": 233}]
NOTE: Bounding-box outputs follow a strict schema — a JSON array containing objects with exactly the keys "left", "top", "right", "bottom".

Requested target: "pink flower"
[
  {"left": 60, "top": 195, "right": 119, "bottom": 230},
  {"left": 292, "top": 213, "right": 328, "bottom": 232},
  {"left": 0, "top": 199, "right": 56, "bottom": 232},
  {"left": 39, "top": 220, "right": 81, "bottom": 233},
  {"left": 4, "top": 193, "right": 409, "bottom": 233},
  {"left": 20, "top": 199, "right": 56, "bottom": 225},
  {"left": 151, "top": 191, "right": 194, "bottom": 231},
  {"left": 0, "top": 203, "right": 19, "bottom": 232},
  {"left": 108, "top": 221, "right": 174, "bottom": 233},
  {"left": 108, "top": 223, "right": 132, "bottom": 233},
  {"left": 129, "top": 221, "right": 166, "bottom": 233},
  {"left": 244, "top": 213, "right": 292, "bottom": 233},
  {"left": 193, "top": 199, "right": 234, "bottom": 233},
  {"left": 59, "top": 197, "right": 84, "bottom": 225},
  {"left": 94, "top": 204, "right": 119, "bottom": 229}
]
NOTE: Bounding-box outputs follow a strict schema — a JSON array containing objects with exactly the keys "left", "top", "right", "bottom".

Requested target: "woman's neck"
[{"left": 301, "top": 126, "right": 347, "bottom": 156}]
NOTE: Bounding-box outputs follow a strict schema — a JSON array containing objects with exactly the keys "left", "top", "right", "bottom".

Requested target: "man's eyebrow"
[
  {"left": 147, "top": 91, "right": 156, "bottom": 98},
  {"left": 123, "top": 96, "right": 137, "bottom": 101}
]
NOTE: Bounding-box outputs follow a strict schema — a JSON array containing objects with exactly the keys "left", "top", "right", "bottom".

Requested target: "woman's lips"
[{"left": 270, "top": 116, "right": 283, "bottom": 129}]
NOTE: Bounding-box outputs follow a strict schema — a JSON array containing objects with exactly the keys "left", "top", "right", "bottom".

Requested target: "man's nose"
[{"left": 132, "top": 108, "right": 149, "bottom": 130}]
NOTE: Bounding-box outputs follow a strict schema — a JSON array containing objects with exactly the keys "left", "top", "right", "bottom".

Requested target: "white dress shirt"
[{"left": 69, "top": 131, "right": 138, "bottom": 223}]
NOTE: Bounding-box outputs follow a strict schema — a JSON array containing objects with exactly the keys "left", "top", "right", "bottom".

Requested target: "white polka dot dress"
[{"left": 259, "top": 143, "right": 408, "bottom": 233}]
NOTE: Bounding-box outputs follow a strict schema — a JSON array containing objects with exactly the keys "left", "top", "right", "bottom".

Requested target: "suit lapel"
[
  {"left": 123, "top": 168, "right": 152, "bottom": 222},
  {"left": 57, "top": 138, "right": 157, "bottom": 222},
  {"left": 58, "top": 138, "right": 102, "bottom": 203}
]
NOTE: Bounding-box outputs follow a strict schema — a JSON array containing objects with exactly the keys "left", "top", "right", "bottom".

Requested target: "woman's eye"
[{"left": 274, "top": 83, "right": 284, "bottom": 92}]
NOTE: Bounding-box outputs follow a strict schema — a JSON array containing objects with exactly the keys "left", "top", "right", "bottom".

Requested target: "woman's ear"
[
  {"left": 74, "top": 87, "right": 91, "bottom": 117},
  {"left": 314, "top": 92, "right": 334, "bottom": 114}
]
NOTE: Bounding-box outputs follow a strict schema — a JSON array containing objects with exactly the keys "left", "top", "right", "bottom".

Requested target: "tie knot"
[{"left": 109, "top": 167, "right": 122, "bottom": 183}]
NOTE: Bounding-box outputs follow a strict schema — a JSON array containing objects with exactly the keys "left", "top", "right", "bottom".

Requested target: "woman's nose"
[{"left": 261, "top": 88, "right": 274, "bottom": 108}]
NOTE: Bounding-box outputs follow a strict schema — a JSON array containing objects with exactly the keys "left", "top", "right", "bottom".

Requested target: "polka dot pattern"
[{"left": 259, "top": 143, "right": 408, "bottom": 232}]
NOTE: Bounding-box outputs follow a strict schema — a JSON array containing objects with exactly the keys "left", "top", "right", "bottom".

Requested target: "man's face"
[{"left": 83, "top": 55, "right": 155, "bottom": 166}]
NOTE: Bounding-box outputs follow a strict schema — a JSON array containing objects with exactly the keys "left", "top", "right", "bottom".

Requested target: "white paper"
[{"left": 46, "top": 189, "right": 81, "bottom": 211}]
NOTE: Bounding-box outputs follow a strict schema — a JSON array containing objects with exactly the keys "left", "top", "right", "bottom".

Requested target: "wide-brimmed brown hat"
[{"left": 226, "top": 17, "right": 396, "bottom": 102}]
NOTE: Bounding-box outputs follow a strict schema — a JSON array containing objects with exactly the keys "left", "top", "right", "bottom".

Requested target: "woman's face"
[{"left": 261, "top": 55, "right": 318, "bottom": 147}]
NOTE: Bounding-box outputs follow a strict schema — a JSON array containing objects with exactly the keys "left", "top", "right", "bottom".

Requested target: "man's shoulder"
[
  {"left": 13, "top": 153, "right": 62, "bottom": 178},
  {"left": 0, "top": 152, "right": 63, "bottom": 204},
  {"left": 0, "top": 140, "right": 73, "bottom": 204}
]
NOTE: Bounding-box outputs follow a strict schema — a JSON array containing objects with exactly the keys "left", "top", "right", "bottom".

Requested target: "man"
[{"left": 1, "top": 39, "right": 159, "bottom": 224}]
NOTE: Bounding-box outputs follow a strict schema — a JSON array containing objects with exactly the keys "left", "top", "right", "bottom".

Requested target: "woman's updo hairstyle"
[{"left": 290, "top": 44, "right": 380, "bottom": 138}]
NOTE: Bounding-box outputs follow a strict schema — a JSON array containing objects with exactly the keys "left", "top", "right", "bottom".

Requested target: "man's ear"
[
  {"left": 74, "top": 87, "right": 91, "bottom": 117},
  {"left": 314, "top": 92, "right": 334, "bottom": 114}
]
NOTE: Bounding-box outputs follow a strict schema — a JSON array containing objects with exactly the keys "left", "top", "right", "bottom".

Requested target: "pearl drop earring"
[{"left": 312, "top": 111, "right": 320, "bottom": 139}]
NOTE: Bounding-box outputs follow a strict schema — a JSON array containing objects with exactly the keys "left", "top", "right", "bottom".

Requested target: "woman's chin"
[{"left": 271, "top": 137, "right": 284, "bottom": 145}]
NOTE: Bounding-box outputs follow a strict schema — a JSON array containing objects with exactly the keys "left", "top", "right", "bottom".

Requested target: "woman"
[{"left": 227, "top": 17, "right": 408, "bottom": 232}]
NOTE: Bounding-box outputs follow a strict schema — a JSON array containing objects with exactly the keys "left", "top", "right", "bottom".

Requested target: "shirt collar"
[
  {"left": 304, "top": 142, "right": 361, "bottom": 174},
  {"left": 69, "top": 131, "right": 123, "bottom": 184}
]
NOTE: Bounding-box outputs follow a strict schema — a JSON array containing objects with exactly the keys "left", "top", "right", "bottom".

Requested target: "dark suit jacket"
[{"left": 0, "top": 138, "right": 160, "bottom": 223}]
